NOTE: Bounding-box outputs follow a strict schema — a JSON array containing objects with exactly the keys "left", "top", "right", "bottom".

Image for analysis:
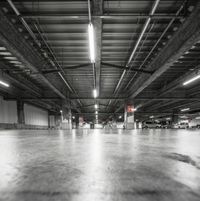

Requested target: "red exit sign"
[{"left": 127, "top": 105, "right": 135, "bottom": 113}]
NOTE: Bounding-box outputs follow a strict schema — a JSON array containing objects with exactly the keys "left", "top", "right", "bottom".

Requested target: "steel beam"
[
  {"left": 113, "top": 0, "right": 160, "bottom": 94},
  {"left": 5, "top": 97, "right": 200, "bottom": 101},
  {"left": 125, "top": 1, "right": 186, "bottom": 90},
  {"left": 159, "top": 64, "right": 200, "bottom": 96},
  {"left": 0, "top": 8, "right": 67, "bottom": 100},
  {"left": 129, "top": 2, "right": 200, "bottom": 99},
  {"left": 101, "top": 62, "right": 154, "bottom": 74},
  {"left": 9, "top": 13, "right": 183, "bottom": 20}
]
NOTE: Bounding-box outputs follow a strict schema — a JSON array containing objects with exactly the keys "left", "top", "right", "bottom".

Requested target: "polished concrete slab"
[{"left": 0, "top": 129, "right": 200, "bottom": 201}]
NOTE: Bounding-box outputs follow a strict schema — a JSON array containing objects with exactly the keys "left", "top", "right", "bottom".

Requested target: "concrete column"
[
  {"left": 78, "top": 116, "right": 84, "bottom": 127},
  {"left": 74, "top": 114, "right": 79, "bottom": 129},
  {"left": 172, "top": 110, "right": 179, "bottom": 126},
  {"left": 124, "top": 103, "right": 135, "bottom": 129},
  {"left": 68, "top": 107, "right": 72, "bottom": 130},
  {"left": 49, "top": 114, "right": 56, "bottom": 129},
  {"left": 48, "top": 111, "right": 57, "bottom": 129},
  {"left": 55, "top": 114, "right": 62, "bottom": 129},
  {"left": 124, "top": 104, "right": 127, "bottom": 129},
  {"left": 112, "top": 116, "right": 117, "bottom": 129},
  {"left": 17, "top": 100, "right": 25, "bottom": 125},
  {"left": 61, "top": 100, "right": 72, "bottom": 129}
]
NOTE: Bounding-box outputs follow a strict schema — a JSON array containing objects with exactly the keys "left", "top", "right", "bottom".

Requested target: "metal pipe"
[
  {"left": 113, "top": 0, "right": 160, "bottom": 94},
  {"left": 20, "top": 14, "right": 183, "bottom": 20},
  {"left": 6, "top": 0, "right": 74, "bottom": 96},
  {"left": 92, "top": 63, "right": 96, "bottom": 89},
  {"left": 125, "top": 0, "right": 187, "bottom": 90},
  {"left": 33, "top": 23, "right": 74, "bottom": 93},
  {"left": 7, "top": 0, "right": 40, "bottom": 47},
  {"left": 101, "top": 62, "right": 154, "bottom": 74},
  {"left": 87, "top": 0, "right": 92, "bottom": 23}
]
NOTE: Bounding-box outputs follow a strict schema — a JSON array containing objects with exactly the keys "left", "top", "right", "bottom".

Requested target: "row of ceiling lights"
[
  {"left": 87, "top": 0, "right": 99, "bottom": 121},
  {"left": 0, "top": 46, "right": 12, "bottom": 88},
  {"left": 0, "top": 44, "right": 29, "bottom": 88}
]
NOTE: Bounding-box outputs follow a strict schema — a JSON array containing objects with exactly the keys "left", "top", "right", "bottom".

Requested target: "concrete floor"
[{"left": 0, "top": 129, "right": 200, "bottom": 201}]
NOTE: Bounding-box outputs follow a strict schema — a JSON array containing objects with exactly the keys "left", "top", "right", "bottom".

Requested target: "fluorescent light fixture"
[
  {"left": 9, "top": 60, "right": 22, "bottom": 64},
  {"left": 4, "top": 56, "right": 17, "bottom": 60},
  {"left": 0, "top": 47, "right": 6, "bottom": 51},
  {"left": 93, "top": 89, "right": 97, "bottom": 98},
  {"left": 14, "top": 64, "right": 25, "bottom": 68},
  {"left": 180, "top": 115, "right": 188, "bottom": 119},
  {"left": 183, "top": 74, "right": 200, "bottom": 86},
  {"left": 0, "top": 80, "right": 9, "bottom": 87},
  {"left": 195, "top": 116, "right": 200, "bottom": 120},
  {"left": 0, "top": 52, "right": 12, "bottom": 56},
  {"left": 88, "top": 23, "right": 95, "bottom": 63},
  {"left": 94, "top": 104, "right": 98, "bottom": 109},
  {"left": 95, "top": 111, "right": 98, "bottom": 114},
  {"left": 181, "top": 108, "right": 190, "bottom": 112}
]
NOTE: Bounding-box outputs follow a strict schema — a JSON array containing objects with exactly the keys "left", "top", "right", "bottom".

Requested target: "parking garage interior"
[{"left": 0, "top": 0, "right": 200, "bottom": 200}]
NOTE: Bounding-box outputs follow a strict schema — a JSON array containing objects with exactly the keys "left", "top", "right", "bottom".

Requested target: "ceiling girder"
[
  {"left": 129, "top": 2, "right": 200, "bottom": 99},
  {"left": 101, "top": 62, "right": 154, "bottom": 74}
]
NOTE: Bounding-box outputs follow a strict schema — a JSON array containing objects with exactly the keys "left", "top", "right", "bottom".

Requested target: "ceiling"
[{"left": 0, "top": 0, "right": 200, "bottom": 122}]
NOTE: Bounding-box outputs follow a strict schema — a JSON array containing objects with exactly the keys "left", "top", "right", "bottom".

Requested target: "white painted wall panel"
[
  {"left": 0, "top": 96, "right": 17, "bottom": 123},
  {"left": 24, "top": 104, "right": 48, "bottom": 126}
]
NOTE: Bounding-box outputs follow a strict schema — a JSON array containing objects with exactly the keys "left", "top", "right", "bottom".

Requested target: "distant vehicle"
[
  {"left": 188, "top": 119, "right": 200, "bottom": 128},
  {"left": 142, "top": 121, "right": 161, "bottom": 129},
  {"left": 160, "top": 121, "right": 171, "bottom": 129},
  {"left": 174, "top": 122, "right": 189, "bottom": 129},
  {"left": 161, "top": 124, "right": 171, "bottom": 129}
]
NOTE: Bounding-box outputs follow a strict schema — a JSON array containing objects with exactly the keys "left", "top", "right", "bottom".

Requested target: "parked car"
[
  {"left": 161, "top": 124, "right": 171, "bottom": 129},
  {"left": 160, "top": 121, "right": 171, "bottom": 129},
  {"left": 188, "top": 119, "right": 200, "bottom": 128},
  {"left": 174, "top": 122, "right": 189, "bottom": 129},
  {"left": 142, "top": 121, "right": 162, "bottom": 129}
]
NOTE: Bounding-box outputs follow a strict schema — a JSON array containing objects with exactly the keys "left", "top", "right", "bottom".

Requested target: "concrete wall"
[
  {"left": 0, "top": 96, "right": 17, "bottom": 124},
  {"left": 24, "top": 104, "right": 48, "bottom": 126},
  {"left": 0, "top": 96, "right": 51, "bottom": 129}
]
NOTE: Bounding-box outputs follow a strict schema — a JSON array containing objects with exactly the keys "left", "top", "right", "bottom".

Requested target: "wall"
[
  {"left": 24, "top": 104, "right": 48, "bottom": 126},
  {"left": 0, "top": 96, "right": 17, "bottom": 124}
]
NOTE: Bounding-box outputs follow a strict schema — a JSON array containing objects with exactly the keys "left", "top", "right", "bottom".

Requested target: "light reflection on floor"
[{"left": 0, "top": 129, "right": 200, "bottom": 201}]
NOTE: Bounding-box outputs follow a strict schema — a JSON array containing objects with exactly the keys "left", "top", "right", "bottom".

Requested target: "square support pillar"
[
  {"left": 61, "top": 100, "right": 72, "bottom": 129},
  {"left": 171, "top": 110, "right": 179, "bottom": 127},
  {"left": 124, "top": 103, "right": 135, "bottom": 129},
  {"left": 17, "top": 100, "right": 25, "bottom": 125}
]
